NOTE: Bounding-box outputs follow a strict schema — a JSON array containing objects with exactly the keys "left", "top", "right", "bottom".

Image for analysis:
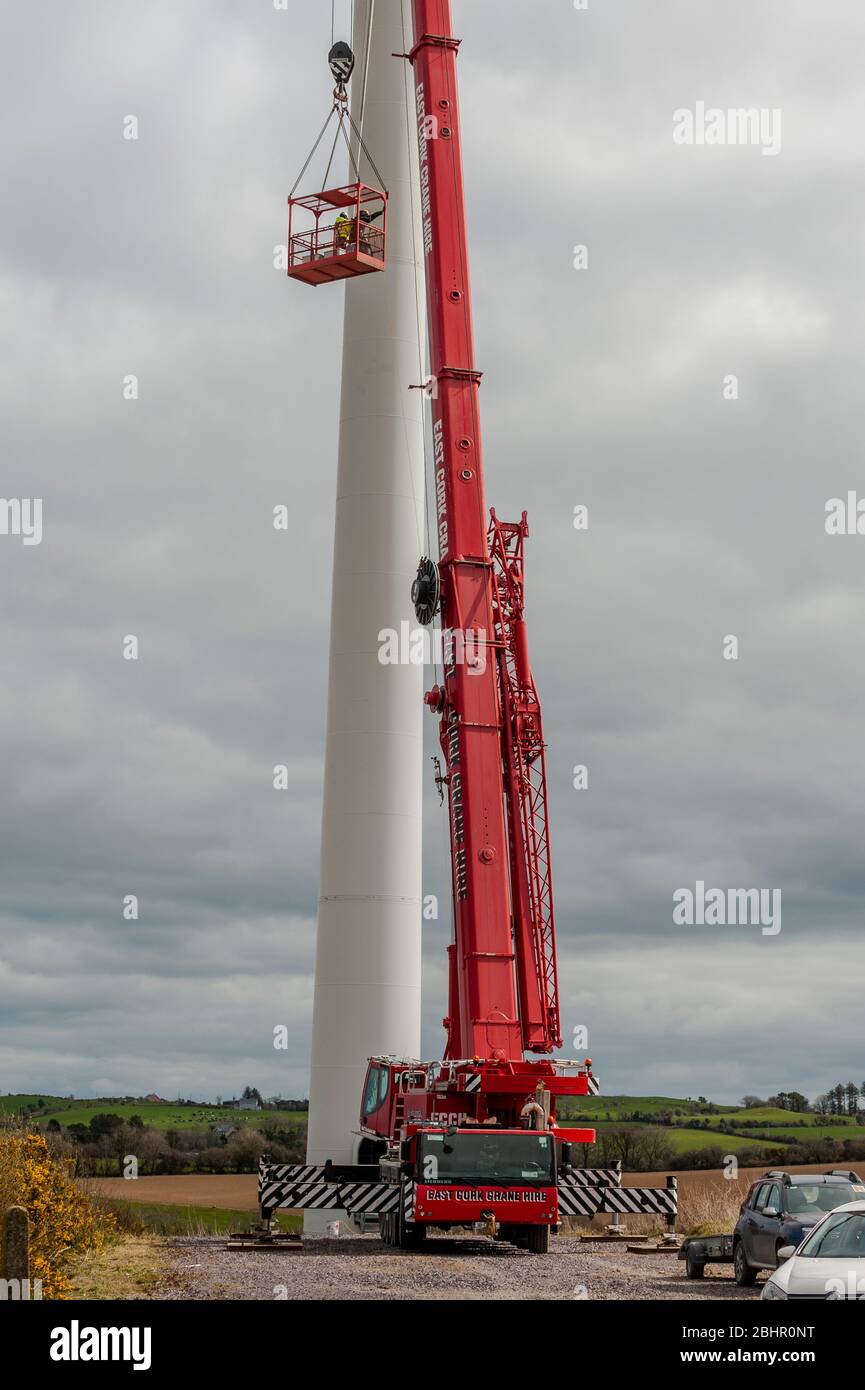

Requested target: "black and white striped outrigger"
[
  {"left": 557, "top": 1169, "right": 678, "bottom": 1220},
  {"left": 259, "top": 1161, "right": 400, "bottom": 1217},
  {"left": 257, "top": 1157, "right": 678, "bottom": 1228}
]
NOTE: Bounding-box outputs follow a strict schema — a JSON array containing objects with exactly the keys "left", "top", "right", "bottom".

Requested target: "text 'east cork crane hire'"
[{"left": 260, "top": 0, "right": 678, "bottom": 1253}]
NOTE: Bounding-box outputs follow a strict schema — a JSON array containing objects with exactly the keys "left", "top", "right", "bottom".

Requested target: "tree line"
[
  {"left": 742, "top": 1082, "right": 865, "bottom": 1116},
  {"left": 39, "top": 1113, "right": 305, "bottom": 1177}
]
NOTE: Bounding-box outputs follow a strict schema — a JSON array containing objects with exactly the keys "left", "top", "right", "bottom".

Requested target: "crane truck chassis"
[
  {"left": 258, "top": 1057, "right": 678, "bottom": 1251},
  {"left": 274, "top": 1, "right": 680, "bottom": 1252}
]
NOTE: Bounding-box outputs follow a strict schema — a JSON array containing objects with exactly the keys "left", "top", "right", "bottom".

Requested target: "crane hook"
[{"left": 328, "top": 41, "right": 355, "bottom": 100}]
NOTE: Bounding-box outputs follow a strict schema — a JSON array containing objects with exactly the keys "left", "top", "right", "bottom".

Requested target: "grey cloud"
[{"left": 1, "top": 0, "right": 863, "bottom": 1106}]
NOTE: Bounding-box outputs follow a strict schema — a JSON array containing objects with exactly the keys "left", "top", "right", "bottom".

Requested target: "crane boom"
[{"left": 410, "top": 0, "right": 560, "bottom": 1058}]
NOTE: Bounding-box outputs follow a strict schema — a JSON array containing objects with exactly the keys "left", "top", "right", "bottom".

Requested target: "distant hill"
[
  {"left": 0, "top": 1095, "right": 306, "bottom": 1132},
  {"left": 558, "top": 1095, "right": 865, "bottom": 1159},
  {"left": 5, "top": 1091, "right": 865, "bottom": 1163}
]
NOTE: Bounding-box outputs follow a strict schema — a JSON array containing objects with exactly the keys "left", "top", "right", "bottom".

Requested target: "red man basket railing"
[{"left": 287, "top": 182, "right": 387, "bottom": 287}]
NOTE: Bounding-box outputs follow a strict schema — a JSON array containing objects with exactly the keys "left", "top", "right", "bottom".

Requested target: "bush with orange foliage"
[{"left": 0, "top": 1128, "right": 116, "bottom": 1298}]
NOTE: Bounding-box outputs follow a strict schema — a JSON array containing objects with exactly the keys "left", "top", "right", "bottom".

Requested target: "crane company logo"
[
  {"left": 422, "top": 1187, "right": 547, "bottom": 1204},
  {"left": 673, "top": 881, "right": 782, "bottom": 936},
  {"left": 378, "top": 622, "right": 486, "bottom": 672},
  {"left": 0, "top": 497, "right": 42, "bottom": 545},
  {"left": 673, "top": 102, "right": 782, "bottom": 156},
  {"left": 415, "top": 82, "right": 434, "bottom": 255},
  {"left": 433, "top": 419, "right": 448, "bottom": 556},
  {"left": 49, "top": 1321, "right": 151, "bottom": 1371}
]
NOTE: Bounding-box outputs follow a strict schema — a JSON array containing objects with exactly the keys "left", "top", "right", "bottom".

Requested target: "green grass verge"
[{"left": 98, "top": 1199, "right": 303, "bottom": 1236}]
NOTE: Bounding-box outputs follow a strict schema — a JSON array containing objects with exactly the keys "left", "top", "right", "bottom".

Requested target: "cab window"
[{"left": 362, "top": 1066, "right": 381, "bottom": 1117}]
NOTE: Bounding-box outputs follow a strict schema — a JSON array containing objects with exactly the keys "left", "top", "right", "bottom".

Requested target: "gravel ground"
[{"left": 158, "top": 1234, "right": 766, "bottom": 1301}]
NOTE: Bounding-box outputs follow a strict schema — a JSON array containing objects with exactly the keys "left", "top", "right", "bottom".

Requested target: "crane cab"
[
  {"left": 287, "top": 182, "right": 387, "bottom": 287},
  {"left": 359, "top": 1058, "right": 396, "bottom": 1139}
]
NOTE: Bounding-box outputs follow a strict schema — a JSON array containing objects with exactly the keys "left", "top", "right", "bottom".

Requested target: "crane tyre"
[
  {"left": 526, "top": 1224, "right": 550, "bottom": 1255},
  {"left": 396, "top": 1205, "right": 426, "bottom": 1250}
]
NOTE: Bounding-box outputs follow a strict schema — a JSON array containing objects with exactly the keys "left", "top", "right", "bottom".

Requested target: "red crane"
[
  {"left": 409, "top": 0, "right": 560, "bottom": 1065},
  {"left": 255, "top": 1, "right": 678, "bottom": 1255}
]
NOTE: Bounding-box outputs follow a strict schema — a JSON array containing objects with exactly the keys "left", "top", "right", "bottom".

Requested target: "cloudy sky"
[{"left": 1, "top": 0, "right": 863, "bottom": 1108}]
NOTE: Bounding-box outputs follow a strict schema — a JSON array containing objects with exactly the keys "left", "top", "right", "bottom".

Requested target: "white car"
[{"left": 762, "top": 1199, "right": 865, "bottom": 1299}]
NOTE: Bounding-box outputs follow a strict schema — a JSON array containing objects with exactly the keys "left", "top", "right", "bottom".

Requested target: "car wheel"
[
  {"left": 734, "top": 1239, "right": 758, "bottom": 1287},
  {"left": 686, "top": 1246, "right": 706, "bottom": 1279}
]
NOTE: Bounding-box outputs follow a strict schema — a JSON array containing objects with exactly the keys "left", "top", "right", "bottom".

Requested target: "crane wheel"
[
  {"left": 381, "top": 1211, "right": 402, "bottom": 1246},
  {"left": 400, "top": 1222, "right": 427, "bottom": 1249},
  {"left": 395, "top": 1206, "right": 427, "bottom": 1250},
  {"left": 526, "top": 1225, "right": 550, "bottom": 1255}
]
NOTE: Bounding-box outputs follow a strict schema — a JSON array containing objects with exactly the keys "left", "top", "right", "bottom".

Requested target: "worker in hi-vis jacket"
[
  {"left": 335, "top": 206, "right": 382, "bottom": 256},
  {"left": 357, "top": 206, "right": 383, "bottom": 255},
  {"left": 335, "top": 211, "right": 352, "bottom": 251}
]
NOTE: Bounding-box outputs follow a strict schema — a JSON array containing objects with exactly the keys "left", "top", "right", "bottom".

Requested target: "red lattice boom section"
[{"left": 488, "top": 510, "right": 561, "bottom": 1052}]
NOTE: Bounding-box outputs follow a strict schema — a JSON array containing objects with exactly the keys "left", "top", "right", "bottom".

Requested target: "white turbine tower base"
[{"left": 304, "top": 0, "right": 426, "bottom": 1232}]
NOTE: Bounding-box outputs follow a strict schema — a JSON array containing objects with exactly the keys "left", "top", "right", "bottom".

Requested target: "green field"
[
  {"left": 754, "top": 1124, "right": 865, "bottom": 1142},
  {"left": 716, "top": 1107, "right": 853, "bottom": 1127},
  {"left": 659, "top": 1128, "right": 786, "bottom": 1154},
  {"left": 564, "top": 1096, "right": 861, "bottom": 1137},
  {"left": 582, "top": 1120, "right": 786, "bottom": 1154},
  {"left": 554, "top": 1095, "right": 865, "bottom": 1160},
  {"left": 564, "top": 1099, "right": 861, "bottom": 1127},
  {"left": 564, "top": 1095, "right": 720, "bottom": 1121},
  {"left": 1, "top": 1095, "right": 306, "bottom": 1132},
  {"left": 0, "top": 1094, "right": 52, "bottom": 1114}
]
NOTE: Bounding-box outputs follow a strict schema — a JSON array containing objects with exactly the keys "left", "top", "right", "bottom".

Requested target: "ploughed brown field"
[
  {"left": 634, "top": 1161, "right": 850, "bottom": 1190},
  {"left": 85, "top": 1174, "right": 259, "bottom": 1209},
  {"left": 85, "top": 1161, "right": 856, "bottom": 1225}
]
